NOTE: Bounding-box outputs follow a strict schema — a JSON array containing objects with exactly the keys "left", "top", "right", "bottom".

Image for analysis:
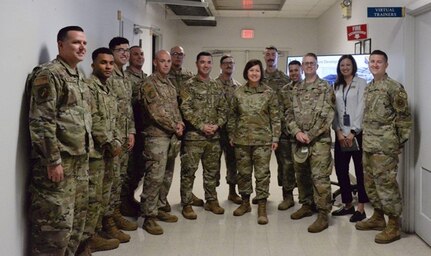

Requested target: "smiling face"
[
  {"left": 58, "top": 30, "right": 87, "bottom": 68},
  {"left": 112, "top": 43, "right": 130, "bottom": 67},
  {"left": 369, "top": 54, "right": 388, "bottom": 78},
  {"left": 129, "top": 47, "right": 145, "bottom": 68},
  {"left": 302, "top": 55, "right": 318, "bottom": 77},
  {"left": 196, "top": 55, "right": 212, "bottom": 78},
  {"left": 288, "top": 64, "right": 302, "bottom": 83},
  {"left": 247, "top": 64, "right": 261, "bottom": 84},
  {"left": 92, "top": 53, "right": 114, "bottom": 82},
  {"left": 340, "top": 58, "right": 353, "bottom": 78},
  {"left": 153, "top": 50, "right": 172, "bottom": 76}
]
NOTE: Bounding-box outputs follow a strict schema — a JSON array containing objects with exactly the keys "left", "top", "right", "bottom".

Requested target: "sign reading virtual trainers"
[
  {"left": 347, "top": 24, "right": 367, "bottom": 41},
  {"left": 367, "top": 7, "right": 405, "bottom": 18}
]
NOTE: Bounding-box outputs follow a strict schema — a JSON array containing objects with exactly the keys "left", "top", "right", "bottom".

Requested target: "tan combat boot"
[
  {"left": 251, "top": 196, "right": 259, "bottom": 205},
  {"left": 157, "top": 210, "right": 178, "bottom": 223},
  {"left": 101, "top": 216, "right": 130, "bottom": 243},
  {"left": 204, "top": 200, "right": 225, "bottom": 214},
  {"left": 87, "top": 233, "right": 120, "bottom": 252},
  {"left": 278, "top": 189, "right": 294, "bottom": 211},
  {"left": 308, "top": 212, "right": 329, "bottom": 233},
  {"left": 374, "top": 216, "right": 401, "bottom": 244},
  {"left": 182, "top": 205, "right": 197, "bottom": 220},
  {"left": 159, "top": 201, "right": 171, "bottom": 213},
  {"left": 228, "top": 184, "right": 242, "bottom": 204},
  {"left": 113, "top": 207, "right": 138, "bottom": 231},
  {"left": 191, "top": 193, "right": 204, "bottom": 207},
  {"left": 233, "top": 196, "right": 252, "bottom": 216},
  {"left": 142, "top": 217, "right": 164, "bottom": 235},
  {"left": 257, "top": 200, "right": 269, "bottom": 225},
  {"left": 291, "top": 204, "right": 313, "bottom": 220},
  {"left": 355, "top": 208, "right": 386, "bottom": 231}
]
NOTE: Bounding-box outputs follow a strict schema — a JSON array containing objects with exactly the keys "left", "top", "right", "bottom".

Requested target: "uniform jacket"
[
  {"left": 87, "top": 74, "right": 121, "bottom": 159},
  {"left": 228, "top": 82, "right": 281, "bottom": 145},
  {"left": 168, "top": 68, "right": 194, "bottom": 94},
  {"left": 139, "top": 72, "right": 183, "bottom": 137},
  {"left": 28, "top": 56, "right": 93, "bottom": 165},
  {"left": 363, "top": 75, "right": 412, "bottom": 154},
  {"left": 286, "top": 76, "right": 335, "bottom": 143},
  {"left": 180, "top": 75, "right": 228, "bottom": 141}
]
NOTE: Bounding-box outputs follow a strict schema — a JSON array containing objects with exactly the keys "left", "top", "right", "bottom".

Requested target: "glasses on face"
[
  {"left": 222, "top": 61, "right": 235, "bottom": 65},
  {"left": 171, "top": 52, "right": 184, "bottom": 57},
  {"left": 303, "top": 62, "right": 316, "bottom": 66},
  {"left": 114, "top": 48, "right": 129, "bottom": 54}
]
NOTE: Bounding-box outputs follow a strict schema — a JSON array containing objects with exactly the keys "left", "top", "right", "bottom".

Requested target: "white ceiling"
[{"left": 208, "top": 0, "right": 340, "bottom": 18}]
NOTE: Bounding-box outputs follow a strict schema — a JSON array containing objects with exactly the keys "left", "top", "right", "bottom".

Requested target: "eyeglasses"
[
  {"left": 171, "top": 52, "right": 185, "bottom": 57},
  {"left": 114, "top": 48, "right": 130, "bottom": 54},
  {"left": 222, "top": 61, "right": 235, "bottom": 65},
  {"left": 303, "top": 62, "right": 316, "bottom": 66}
]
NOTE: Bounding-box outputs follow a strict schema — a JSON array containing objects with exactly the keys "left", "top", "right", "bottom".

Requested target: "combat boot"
[
  {"left": 278, "top": 189, "right": 294, "bottom": 211},
  {"left": 87, "top": 233, "right": 120, "bottom": 252},
  {"left": 101, "top": 216, "right": 130, "bottom": 243},
  {"left": 355, "top": 208, "right": 386, "bottom": 231},
  {"left": 308, "top": 212, "right": 329, "bottom": 233},
  {"left": 113, "top": 207, "right": 138, "bottom": 231},
  {"left": 157, "top": 210, "right": 178, "bottom": 222},
  {"left": 76, "top": 240, "right": 92, "bottom": 256},
  {"left": 204, "top": 200, "right": 225, "bottom": 214},
  {"left": 251, "top": 196, "right": 258, "bottom": 205},
  {"left": 182, "top": 205, "right": 197, "bottom": 220},
  {"left": 191, "top": 193, "right": 204, "bottom": 207},
  {"left": 142, "top": 217, "right": 164, "bottom": 235},
  {"left": 233, "top": 196, "right": 251, "bottom": 216},
  {"left": 374, "top": 216, "right": 401, "bottom": 244},
  {"left": 120, "top": 197, "right": 140, "bottom": 217},
  {"left": 228, "top": 184, "right": 242, "bottom": 204},
  {"left": 257, "top": 199, "right": 268, "bottom": 225},
  {"left": 291, "top": 204, "right": 313, "bottom": 220}
]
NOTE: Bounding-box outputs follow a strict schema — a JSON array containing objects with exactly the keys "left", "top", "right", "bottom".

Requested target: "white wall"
[{"left": 0, "top": 1, "right": 177, "bottom": 255}]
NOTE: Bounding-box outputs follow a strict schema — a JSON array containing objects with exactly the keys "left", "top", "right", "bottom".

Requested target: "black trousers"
[{"left": 334, "top": 133, "right": 369, "bottom": 204}]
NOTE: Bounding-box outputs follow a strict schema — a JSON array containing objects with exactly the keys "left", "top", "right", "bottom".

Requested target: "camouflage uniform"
[
  {"left": 108, "top": 66, "right": 135, "bottom": 214},
  {"left": 263, "top": 70, "right": 295, "bottom": 194},
  {"left": 123, "top": 67, "right": 148, "bottom": 204},
  {"left": 227, "top": 82, "right": 281, "bottom": 200},
  {"left": 215, "top": 75, "right": 241, "bottom": 186},
  {"left": 138, "top": 73, "right": 183, "bottom": 217},
  {"left": 286, "top": 77, "right": 335, "bottom": 214},
  {"left": 362, "top": 75, "right": 412, "bottom": 217},
  {"left": 83, "top": 74, "right": 121, "bottom": 238},
  {"left": 168, "top": 67, "right": 194, "bottom": 94},
  {"left": 179, "top": 76, "right": 228, "bottom": 205},
  {"left": 28, "top": 56, "right": 92, "bottom": 255}
]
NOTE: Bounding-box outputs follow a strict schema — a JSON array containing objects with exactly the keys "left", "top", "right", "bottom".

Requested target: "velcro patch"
[{"left": 34, "top": 75, "right": 49, "bottom": 86}]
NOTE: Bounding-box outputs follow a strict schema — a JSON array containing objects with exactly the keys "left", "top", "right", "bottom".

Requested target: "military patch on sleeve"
[
  {"left": 394, "top": 91, "right": 408, "bottom": 112},
  {"left": 33, "top": 75, "right": 49, "bottom": 86},
  {"left": 143, "top": 83, "right": 156, "bottom": 100},
  {"left": 179, "top": 88, "right": 191, "bottom": 101}
]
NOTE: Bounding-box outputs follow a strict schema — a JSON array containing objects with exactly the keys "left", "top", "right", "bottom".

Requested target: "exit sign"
[{"left": 241, "top": 29, "right": 254, "bottom": 39}]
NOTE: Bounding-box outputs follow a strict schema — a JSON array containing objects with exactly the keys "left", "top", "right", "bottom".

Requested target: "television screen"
[{"left": 287, "top": 54, "right": 373, "bottom": 85}]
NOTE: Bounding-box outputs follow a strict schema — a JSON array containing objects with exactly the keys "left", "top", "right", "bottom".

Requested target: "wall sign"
[
  {"left": 347, "top": 24, "right": 367, "bottom": 41},
  {"left": 367, "top": 7, "right": 405, "bottom": 18}
]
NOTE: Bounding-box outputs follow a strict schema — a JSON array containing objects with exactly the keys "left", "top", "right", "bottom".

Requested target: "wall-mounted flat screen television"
[{"left": 287, "top": 54, "right": 373, "bottom": 85}]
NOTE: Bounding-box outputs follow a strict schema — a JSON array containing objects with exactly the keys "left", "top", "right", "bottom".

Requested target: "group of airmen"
[{"left": 27, "top": 25, "right": 411, "bottom": 256}]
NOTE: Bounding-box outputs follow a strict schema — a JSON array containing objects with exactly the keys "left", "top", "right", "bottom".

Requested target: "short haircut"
[
  {"left": 196, "top": 51, "right": 212, "bottom": 62},
  {"left": 57, "top": 26, "right": 84, "bottom": 42},
  {"left": 220, "top": 55, "right": 233, "bottom": 64},
  {"left": 243, "top": 59, "right": 264, "bottom": 83},
  {"left": 92, "top": 47, "right": 113, "bottom": 61},
  {"left": 109, "top": 37, "right": 129, "bottom": 50},
  {"left": 265, "top": 46, "right": 278, "bottom": 53},
  {"left": 288, "top": 60, "right": 301, "bottom": 67},
  {"left": 303, "top": 52, "right": 318, "bottom": 61},
  {"left": 370, "top": 50, "right": 388, "bottom": 62},
  {"left": 129, "top": 45, "right": 141, "bottom": 51}
]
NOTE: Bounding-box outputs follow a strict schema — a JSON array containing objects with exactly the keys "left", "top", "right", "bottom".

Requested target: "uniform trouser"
[
  {"left": 83, "top": 156, "right": 115, "bottom": 238},
  {"left": 220, "top": 132, "right": 237, "bottom": 185},
  {"left": 295, "top": 140, "right": 332, "bottom": 214},
  {"left": 275, "top": 137, "right": 295, "bottom": 193},
  {"left": 158, "top": 135, "right": 181, "bottom": 209},
  {"left": 140, "top": 136, "right": 170, "bottom": 217},
  {"left": 334, "top": 133, "right": 369, "bottom": 204},
  {"left": 108, "top": 146, "right": 129, "bottom": 214},
  {"left": 363, "top": 151, "right": 402, "bottom": 217},
  {"left": 180, "top": 140, "right": 221, "bottom": 205},
  {"left": 235, "top": 145, "right": 272, "bottom": 200},
  {"left": 121, "top": 133, "right": 145, "bottom": 203},
  {"left": 30, "top": 153, "right": 89, "bottom": 256}
]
